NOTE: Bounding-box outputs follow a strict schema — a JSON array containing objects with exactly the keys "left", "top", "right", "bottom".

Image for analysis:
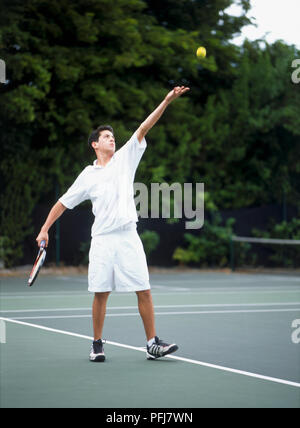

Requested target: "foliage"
[
  {"left": 192, "top": 41, "right": 300, "bottom": 209},
  {"left": 79, "top": 240, "right": 90, "bottom": 266},
  {"left": 252, "top": 218, "right": 300, "bottom": 268},
  {"left": 0, "top": 0, "right": 299, "bottom": 266},
  {"left": 172, "top": 192, "right": 251, "bottom": 267},
  {"left": 0, "top": 236, "right": 14, "bottom": 267},
  {"left": 0, "top": 151, "right": 49, "bottom": 267},
  {"left": 140, "top": 229, "right": 160, "bottom": 258},
  {"left": 173, "top": 212, "right": 239, "bottom": 267}
]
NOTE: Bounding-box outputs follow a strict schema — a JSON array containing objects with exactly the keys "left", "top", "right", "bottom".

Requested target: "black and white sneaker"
[
  {"left": 146, "top": 336, "right": 178, "bottom": 360},
  {"left": 89, "top": 339, "right": 105, "bottom": 362}
]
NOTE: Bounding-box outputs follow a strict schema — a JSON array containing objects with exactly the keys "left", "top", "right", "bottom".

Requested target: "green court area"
[{"left": 1, "top": 271, "right": 300, "bottom": 408}]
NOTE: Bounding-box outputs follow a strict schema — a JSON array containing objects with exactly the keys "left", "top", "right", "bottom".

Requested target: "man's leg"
[
  {"left": 92, "top": 291, "right": 110, "bottom": 340},
  {"left": 136, "top": 289, "right": 156, "bottom": 341},
  {"left": 136, "top": 289, "right": 179, "bottom": 360}
]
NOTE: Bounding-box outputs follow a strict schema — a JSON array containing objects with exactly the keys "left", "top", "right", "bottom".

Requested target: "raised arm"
[
  {"left": 136, "top": 86, "right": 190, "bottom": 143},
  {"left": 36, "top": 201, "right": 67, "bottom": 247}
]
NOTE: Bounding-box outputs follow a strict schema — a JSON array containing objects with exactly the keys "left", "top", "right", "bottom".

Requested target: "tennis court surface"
[{"left": 1, "top": 270, "right": 299, "bottom": 408}]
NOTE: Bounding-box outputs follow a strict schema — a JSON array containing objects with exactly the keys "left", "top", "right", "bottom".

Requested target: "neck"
[{"left": 96, "top": 152, "right": 114, "bottom": 167}]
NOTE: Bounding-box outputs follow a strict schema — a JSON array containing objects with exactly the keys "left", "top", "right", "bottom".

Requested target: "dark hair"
[{"left": 87, "top": 125, "right": 114, "bottom": 150}]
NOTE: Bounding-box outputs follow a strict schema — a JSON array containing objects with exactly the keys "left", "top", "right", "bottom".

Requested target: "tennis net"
[{"left": 230, "top": 236, "right": 300, "bottom": 271}]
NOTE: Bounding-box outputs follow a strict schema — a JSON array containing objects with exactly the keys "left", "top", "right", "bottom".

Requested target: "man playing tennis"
[{"left": 36, "top": 86, "right": 190, "bottom": 362}]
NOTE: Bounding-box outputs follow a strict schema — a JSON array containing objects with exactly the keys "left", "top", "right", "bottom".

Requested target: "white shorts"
[{"left": 88, "top": 223, "right": 151, "bottom": 293}]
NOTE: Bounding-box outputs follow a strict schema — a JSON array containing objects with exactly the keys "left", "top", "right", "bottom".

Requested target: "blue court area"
[{"left": 0, "top": 271, "right": 300, "bottom": 408}]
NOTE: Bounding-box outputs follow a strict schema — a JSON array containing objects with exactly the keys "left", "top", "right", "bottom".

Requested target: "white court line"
[
  {"left": 1, "top": 302, "right": 300, "bottom": 314},
  {"left": 0, "top": 316, "right": 299, "bottom": 389},
  {"left": 6, "top": 307, "right": 300, "bottom": 320},
  {"left": 1, "top": 288, "right": 300, "bottom": 300}
]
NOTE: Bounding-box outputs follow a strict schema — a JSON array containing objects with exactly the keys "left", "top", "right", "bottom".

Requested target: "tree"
[
  {"left": 3, "top": 0, "right": 298, "bottom": 267},
  {"left": 191, "top": 40, "right": 300, "bottom": 209}
]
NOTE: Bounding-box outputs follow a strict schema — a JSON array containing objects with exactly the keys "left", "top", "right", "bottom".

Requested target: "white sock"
[{"left": 147, "top": 337, "right": 156, "bottom": 347}]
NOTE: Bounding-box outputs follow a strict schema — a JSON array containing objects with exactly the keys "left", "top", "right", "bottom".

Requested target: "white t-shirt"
[{"left": 59, "top": 131, "right": 147, "bottom": 237}]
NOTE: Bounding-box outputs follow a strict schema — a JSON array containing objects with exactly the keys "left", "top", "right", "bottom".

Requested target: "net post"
[{"left": 230, "top": 236, "right": 235, "bottom": 272}]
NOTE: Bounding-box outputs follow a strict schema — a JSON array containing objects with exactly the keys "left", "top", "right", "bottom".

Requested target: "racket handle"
[{"left": 40, "top": 240, "right": 46, "bottom": 248}]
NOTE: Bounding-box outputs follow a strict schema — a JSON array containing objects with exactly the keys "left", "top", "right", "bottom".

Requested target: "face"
[{"left": 92, "top": 130, "right": 115, "bottom": 154}]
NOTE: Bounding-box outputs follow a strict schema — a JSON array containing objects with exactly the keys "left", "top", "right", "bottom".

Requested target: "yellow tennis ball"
[{"left": 197, "top": 47, "right": 206, "bottom": 58}]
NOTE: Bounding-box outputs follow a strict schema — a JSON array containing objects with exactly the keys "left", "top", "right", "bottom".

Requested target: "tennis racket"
[{"left": 28, "top": 240, "right": 47, "bottom": 287}]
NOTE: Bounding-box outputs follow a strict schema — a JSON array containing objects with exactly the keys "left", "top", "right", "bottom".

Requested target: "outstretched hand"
[
  {"left": 137, "top": 85, "right": 190, "bottom": 142},
  {"left": 165, "top": 86, "right": 190, "bottom": 103}
]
